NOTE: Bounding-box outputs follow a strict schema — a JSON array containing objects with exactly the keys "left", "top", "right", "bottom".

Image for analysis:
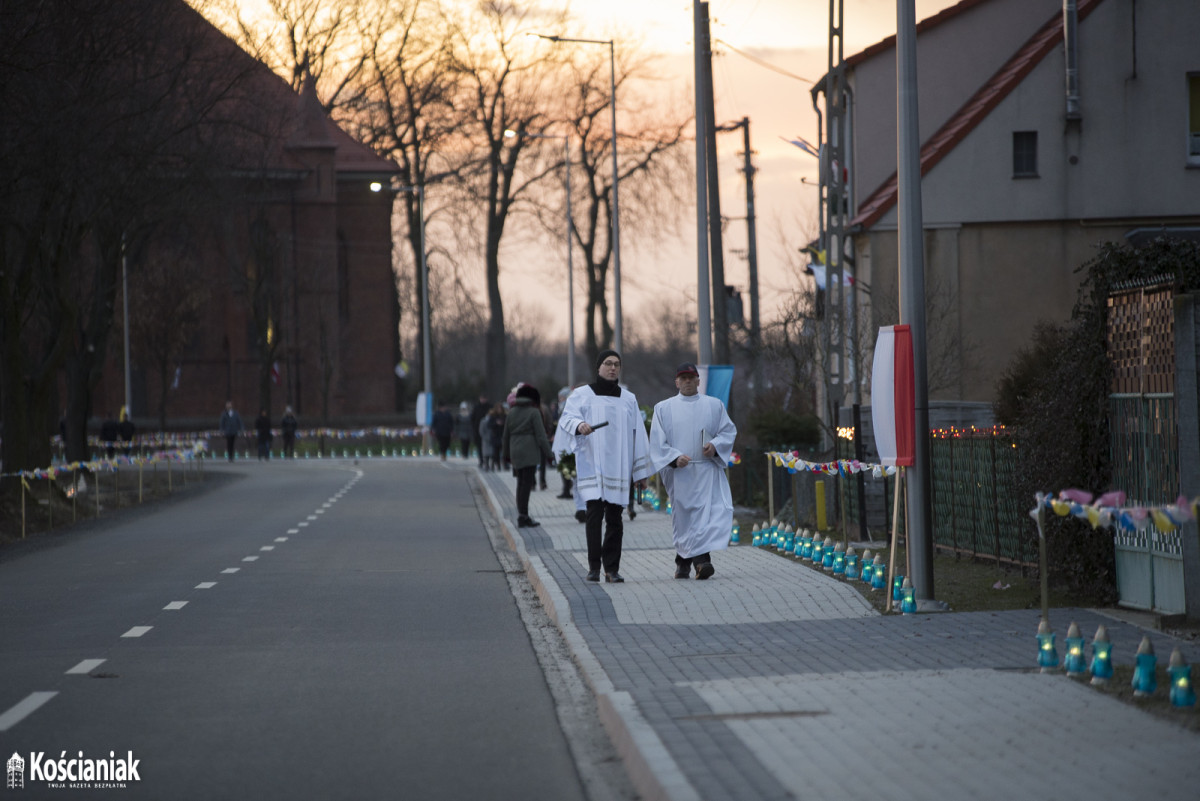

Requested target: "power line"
[{"left": 712, "top": 38, "right": 814, "bottom": 85}]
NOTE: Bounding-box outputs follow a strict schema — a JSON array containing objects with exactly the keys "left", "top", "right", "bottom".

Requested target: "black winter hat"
[
  {"left": 596, "top": 349, "right": 621, "bottom": 369},
  {"left": 516, "top": 383, "right": 540, "bottom": 406}
]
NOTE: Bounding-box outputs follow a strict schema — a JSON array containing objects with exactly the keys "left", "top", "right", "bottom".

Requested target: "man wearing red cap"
[{"left": 649, "top": 363, "right": 737, "bottom": 579}]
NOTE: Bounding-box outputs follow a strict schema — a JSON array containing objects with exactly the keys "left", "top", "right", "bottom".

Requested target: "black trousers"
[
  {"left": 515, "top": 465, "right": 536, "bottom": 517},
  {"left": 675, "top": 552, "right": 712, "bottom": 570},
  {"left": 225, "top": 434, "right": 237, "bottom": 461},
  {"left": 585, "top": 499, "right": 624, "bottom": 573}
]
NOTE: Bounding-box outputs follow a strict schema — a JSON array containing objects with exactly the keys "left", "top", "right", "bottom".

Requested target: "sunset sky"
[{"left": 501, "top": 0, "right": 963, "bottom": 350}]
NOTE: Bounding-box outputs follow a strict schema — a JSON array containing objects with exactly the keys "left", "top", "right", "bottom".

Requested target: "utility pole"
[
  {"left": 740, "top": 117, "right": 761, "bottom": 399},
  {"left": 693, "top": 1, "right": 712, "bottom": 364},
  {"left": 698, "top": 4, "right": 729, "bottom": 365}
]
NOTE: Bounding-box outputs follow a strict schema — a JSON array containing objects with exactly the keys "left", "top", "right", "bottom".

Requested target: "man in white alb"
[
  {"left": 649, "top": 362, "right": 737, "bottom": 580},
  {"left": 557, "top": 350, "right": 651, "bottom": 583}
]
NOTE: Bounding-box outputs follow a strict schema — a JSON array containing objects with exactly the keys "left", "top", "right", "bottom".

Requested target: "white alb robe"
[
  {"left": 557, "top": 385, "right": 651, "bottom": 505},
  {"left": 649, "top": 392, "right": 736, "bottom": 559}
]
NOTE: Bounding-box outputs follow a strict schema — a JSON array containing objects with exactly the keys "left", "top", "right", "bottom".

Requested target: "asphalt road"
[{"left": 0, "top": 459, "right": 589, "bottom": 800}]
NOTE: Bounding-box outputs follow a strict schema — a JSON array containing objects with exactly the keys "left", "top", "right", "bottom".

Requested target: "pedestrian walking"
[
  {"left": 557, "top": 350, "right": 651, "bottom": 583},
  {"left": 219, "top": 401, "right": 243, "bottom": 462},
  {"left": 281, "top": 406, "right": 298, "bottom": 458},
  {"left": 455, "top": 401, "right": 474, "bottom": 459},
  {"left": 487, "top": 404, "right": 506, "bottom": 471},
  {"left": 431, "top": 402, "right": 454, "bottom": 460},
  {"left": 254, "top": 408, "right": 273, "bottom": 461},
  {"left": 648, "top": 362, "right": 737, "bottom": 580},
  {"left": 470, "top": 394, "right": 490, "bottom": 468},
  {"left": 502, "top": 384, "right": 554, "bottom": 528}
]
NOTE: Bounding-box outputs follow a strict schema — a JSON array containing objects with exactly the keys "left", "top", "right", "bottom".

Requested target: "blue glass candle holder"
[
  {"left": 870, "top": 557, "right": 887, "bottom": 590},
  {"left": 832, "top": 544, "right": 846, "bottom": 576},
  {"left": 821, "top": 538, "right": 835, "bottom": 570},
  {"left": 860, "top": 550, "right": 873, "bottom": 584},
  {"left": 1132, "top": 636, "right": 1157, "bottom": 696},
  {"left": 1063, "top": 622, "right": 1086, "bottom": 676},
  {"left": 1168, "top": 648, "right": 1196, "bottom": 707},
  {"left": 800, "top": 531, "right": 814, "bottom": 560},
  {"left": 810, "top": 537, "right": 824, "bottom": 565},
  {"left": 782, "top": 526, "right": 795, "bottom": 553},
  {"left": 730, "top": 522, "right": 740, "bottom": 544},
  {"left": 1089, "top": 625, "right": 1113, "bottom": 684},
  {"left": 844, "top": 547, "right": 859, "bottom": 580},
  {"left": 900, "top": 577, "right": 916, "bottom": 614},
  {"left": 751, "top": 528, "right": 762, "bottom": 547},
  {"left": 1037, "top": 620, "right": 1058, "bottom": 672},
  {"left": 892, "top": 575, "right": 905, "bottom": 602}
]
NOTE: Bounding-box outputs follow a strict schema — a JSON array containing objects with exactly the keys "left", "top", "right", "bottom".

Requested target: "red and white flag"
[{"left": 871, "top": 325, "right": 915, "bottom": 467}]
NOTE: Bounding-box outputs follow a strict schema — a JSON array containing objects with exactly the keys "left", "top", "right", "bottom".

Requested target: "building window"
[
  {"left": 1012, "top": 131, "right": 1038, "bottom": 177},
  {"left": 1188, "top": 74, "right": 1200, "bottom": 163}
]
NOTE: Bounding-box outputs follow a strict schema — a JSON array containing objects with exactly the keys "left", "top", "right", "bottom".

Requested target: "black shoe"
[
  {"left": 575, "top": 510, "right": 586, "bottom": 523},
  {"left": 695, "top": 563, "right": 715, "bottom": 580},
  {"left": 557, "top": 492, "right": 573, "bottom": 499},
  {"left": 628, "top": 507, "right": 637, "bottom": 520},
  {"left": 605, "top": 572, "right": 624, "bottom": 583},
  {"left": 539, "top": 482, "right": 548, "bottom": 491},
  {"left": 517, "top": 516, "right": 539, "bottom": 528},
  {"left": 674, "top": 565, "right": 690, "bottom": 579},
  {"left": 586, "top": 569, "right": 601, "bottom": 582}
]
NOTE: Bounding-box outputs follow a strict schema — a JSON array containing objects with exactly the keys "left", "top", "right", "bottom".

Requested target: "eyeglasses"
[{"left": 601, "top": 360, "right": 621, "bottom": 368}]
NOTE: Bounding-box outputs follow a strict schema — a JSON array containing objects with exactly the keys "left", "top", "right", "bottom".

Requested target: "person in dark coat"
[
  {"left": 254, "top": 409, "right": 273, "bottom": 461},
  {"left": 281, "top": 406, "right": 298, "bottom": 458},
  {"left": 430, "top": 402, "right": 455, "bottom": 460},
  {"left": 117, "top": 407, "right": 135, "bottom": 457},
  {"left": 219, "top": 401, "right": 243, "bottom": 462},
  {"left": 100, "top": 414, "right": 119, "bottom": 460},
  {"left": 454, "top": 401, "right": 474, "bottom": 459},
  {"left": 502, "top": 384, "right": 553, "bottom": 527},
  {"left": 469, "top": 394, "right": 490, "bottom": 467}
]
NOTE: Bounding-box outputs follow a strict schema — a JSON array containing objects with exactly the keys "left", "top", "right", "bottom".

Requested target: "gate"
[{"left": 1107, "top": 278, "right": 1186, "bottom": 614}]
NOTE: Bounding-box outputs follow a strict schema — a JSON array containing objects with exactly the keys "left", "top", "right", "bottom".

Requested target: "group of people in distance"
[
  {"left": 514, "top": 349, "right": 736, "bottom": 584},
  {"left": 217, "top": 401, "right": 298, "bottom": 462}
]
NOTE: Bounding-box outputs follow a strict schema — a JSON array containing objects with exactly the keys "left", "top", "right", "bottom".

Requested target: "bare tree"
[
  {"left": 0, "top": 0, "right": 261, "bottom": 487},
  {"left": 124, "top": 240, "right": 211, "bottom": 432},
  {"left": 441, "top": 1, "right": 571, "bottom": 403},
  {"left": 540, "top": 44, "right": 692, "bottom": 367}
]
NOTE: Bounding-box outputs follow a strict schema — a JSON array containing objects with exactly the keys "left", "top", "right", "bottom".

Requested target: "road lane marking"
[
  {"left": 287, "top": 528, "right": 299, "bottom": 534},
  {"left": 298, "top": 522, "right": 309, "bottom": 527},
  {"left": 260, "top": 546, "right": 275, "bottom": 551},
  {"left": 66, "top": 659, "right": 106, "bottom": 675},
  {"left": 221, "top": 568, "right": 240, "bottom": 574},
  {"left": 274, "top": 537, "right": 288, "bottom": 542},
  {"left": 306, "top": 515, "right": 317, "bottom": 520},
  {"left": 122, "top": 626, "right": 152, "bottom": 638},
  {"left": 196, "top": 582, "right": 217, "bottom": 589},
  {"left": 0, "top": 692, "right": 57, "bottom": 732},
  {"left": 164, "top": 602, "right": 187, "bottom": 610},
  {"left": 242, "top": 556, "right": 259, "bottom": 562}
]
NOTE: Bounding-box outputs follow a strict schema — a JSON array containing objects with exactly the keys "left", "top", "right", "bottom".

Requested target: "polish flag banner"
[{"left": 871, "top": 325, "right": 915, "bottom": 467}]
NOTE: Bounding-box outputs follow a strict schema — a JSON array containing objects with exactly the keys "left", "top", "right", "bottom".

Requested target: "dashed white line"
[
  {"left": 274, "top": 537, "right": 288, "bottom": 542},
  {"left": 66, "top": 659, "right": 106, "bottom": 675},
  {"left": 221, "top": 568, "right": 240, "bottom": 574},
  {"left": 306, "top": 515, "right": 317, "bottom": 521},
  {"left": 164, "top": 601, "right": 187, "bottom": 610},
  {"left": 242, "top": 556, "right": 259, "bottom": 562},
  {"left": 260, "top": 546, "right": 275, "bottom": 551},
  {"left": 298, "top": 522, "right": 309, "bottom": 528},
  {"left": 196, "top": 582, "right": 217, "bottom": 589},
  {"left": 287, "top": 528, "right": 299, "bottom": 534},
  {"left": 0, "top": 691, "right": 57, "bottom": 732},
  {"left": 122, "top": 626, "right": 153, "bottom": 638}
]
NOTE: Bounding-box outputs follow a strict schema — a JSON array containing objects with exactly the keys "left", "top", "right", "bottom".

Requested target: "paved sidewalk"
[{"left": 476, "top": 468, "right": 1200, "bottom": 801}]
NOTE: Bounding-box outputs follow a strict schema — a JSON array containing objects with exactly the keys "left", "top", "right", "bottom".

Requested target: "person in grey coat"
[{"left": 502, "top": 384, "right": 553, "bottom": 528}]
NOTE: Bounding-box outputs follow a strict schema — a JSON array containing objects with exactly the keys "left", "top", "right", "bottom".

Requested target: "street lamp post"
[
  {"left": 372, "top": 179, "right": 431, "bottom": 452},
  {"left": 531, "top": 33, "right": 621, "bottom": 353},
  {"left": 505, "top": 129, "right": 576, "bottom": 388}
]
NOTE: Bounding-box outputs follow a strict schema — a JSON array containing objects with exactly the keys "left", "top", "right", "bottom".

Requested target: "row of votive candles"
[
  {"left": 1037, "top": 620, "right": 1195, "bottom": 707},
  {"left": 734, "top": 521, "right": 919, "bottom": 612}
]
